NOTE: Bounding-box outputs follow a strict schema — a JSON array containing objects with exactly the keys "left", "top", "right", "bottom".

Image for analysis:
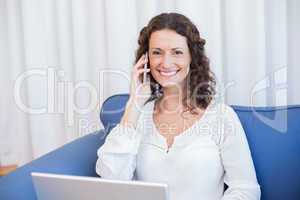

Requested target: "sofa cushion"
[
  {"left": 0, "top": 131, "right": 106, "bottom": 200},
  {"left": 100, "top": 94, "right": 300, "bottom": 200}
]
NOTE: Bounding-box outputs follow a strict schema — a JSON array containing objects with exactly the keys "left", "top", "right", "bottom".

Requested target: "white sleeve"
[
  {"left": 218, "top": 106, "right": 261, "bottom": 200},
  {"left": 95, "top": 121, "right": 143, "bottom": 180}
]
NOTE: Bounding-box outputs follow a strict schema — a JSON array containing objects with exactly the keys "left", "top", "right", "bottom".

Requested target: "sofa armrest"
[{"left": 0, "top": 130, "right": 107, "bottom": 200}]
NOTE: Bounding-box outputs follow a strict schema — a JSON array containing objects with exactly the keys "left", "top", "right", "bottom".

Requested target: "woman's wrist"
[
  {"left": 120, "top": 98, "right": 142, "bottom": 129},
  {"left": 127, "top": 95, "right": 145, "bottom": 108}
]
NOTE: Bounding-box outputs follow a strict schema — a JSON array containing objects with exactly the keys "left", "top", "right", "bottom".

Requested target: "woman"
[{"left": 96, "top": 12, "right": 261, "bottom": 200}]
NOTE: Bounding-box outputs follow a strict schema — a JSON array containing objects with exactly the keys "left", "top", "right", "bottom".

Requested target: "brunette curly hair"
[{"left": 135, "top": 12, "right": 216, "bottom": 114}]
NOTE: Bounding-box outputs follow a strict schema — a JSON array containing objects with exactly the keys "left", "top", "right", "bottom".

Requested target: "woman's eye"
[
  {"left": 152, "top": 51, "right": 161, "bottom": 55},
  {"left": 175, "top": 51, "right": 183, "bottom": 55}
]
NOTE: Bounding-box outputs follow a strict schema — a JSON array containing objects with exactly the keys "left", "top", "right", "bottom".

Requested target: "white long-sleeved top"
[{"left": 96, "top": 100, "right": 261, "bottom": 200}]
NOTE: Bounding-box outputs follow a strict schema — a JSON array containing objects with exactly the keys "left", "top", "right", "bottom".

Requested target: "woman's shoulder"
[
  {"left": 207, "top": 100, "right": 237, "bottom": 119},
  {"left": 204, "top": 101, "right": 243, "bottom": 146}
]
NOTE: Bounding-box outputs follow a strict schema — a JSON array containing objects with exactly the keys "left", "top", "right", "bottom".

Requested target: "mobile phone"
[{"left": 143, "top": 52, "right": 149, "bottom": 83}]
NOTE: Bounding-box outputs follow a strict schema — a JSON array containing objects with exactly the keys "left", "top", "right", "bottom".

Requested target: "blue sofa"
[{"left": 0, "top": 94, "right": 299, "bottom": 200}]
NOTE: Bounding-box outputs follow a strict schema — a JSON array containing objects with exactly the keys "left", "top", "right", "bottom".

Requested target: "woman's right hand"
[
  {"left": 120, "top": 54, "right": 151, "bottom": 128},
  {"left": 128, "top": 54, "right": 151, "bottom": 107}
]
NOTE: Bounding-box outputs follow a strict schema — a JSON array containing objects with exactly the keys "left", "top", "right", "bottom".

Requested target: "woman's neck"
[{"left": 157, "top": 85, "right": 185, "bottom": 114}]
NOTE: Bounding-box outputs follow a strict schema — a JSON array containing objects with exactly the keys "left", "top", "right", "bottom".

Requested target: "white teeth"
[{"left": 160, "top": 71, "right": 177, "bottom": 77}]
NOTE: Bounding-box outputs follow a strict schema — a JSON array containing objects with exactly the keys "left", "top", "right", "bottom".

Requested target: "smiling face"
[{"left": 149, "top": 29, "right": 192, "bottom": 89}]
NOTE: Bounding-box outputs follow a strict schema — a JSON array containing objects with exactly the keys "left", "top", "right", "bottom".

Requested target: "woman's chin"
[{"left": 160, "top": 81, "right": 181, "bottom": 88}]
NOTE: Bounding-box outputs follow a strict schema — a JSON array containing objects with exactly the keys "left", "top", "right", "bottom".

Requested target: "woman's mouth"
[{"left": 158, "top": 69, "right": 180, "bottom": 77}]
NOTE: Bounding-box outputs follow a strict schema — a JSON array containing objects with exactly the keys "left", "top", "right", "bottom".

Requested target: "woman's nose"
[{"left": 161, "top": 54, "right": 173, "bottom": 68}]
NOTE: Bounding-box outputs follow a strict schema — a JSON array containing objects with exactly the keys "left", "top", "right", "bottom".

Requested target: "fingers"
[
  {"left": 129, "top": 54, "right": 151, "bottom": 103},
  {"left": 134, "top": 54, "right": 148, "bottom": 70},
  {"left": 135, "top": 68, "right": 150, "bottom": 82},
  {"left": 137, "top": 68, "right": 150, "bottom": 74},
  {"left": 131, "top": 54, "right": 150, "bottom": 93}
]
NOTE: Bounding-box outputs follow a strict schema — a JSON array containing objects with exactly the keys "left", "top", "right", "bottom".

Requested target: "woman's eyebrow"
[
  {"left": 150, "top": 47, "right": 184, "bottom": 51},
  {"left": 172, "top": 48, "right": 184, "bottom": 50},
  {"left": 149, "top": 48, "right": 161, "bottom": 51}
]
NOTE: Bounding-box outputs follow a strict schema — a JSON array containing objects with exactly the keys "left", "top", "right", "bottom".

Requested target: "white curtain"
[{"left": 0, "top": 0, "right": 299, "bottom": 166}]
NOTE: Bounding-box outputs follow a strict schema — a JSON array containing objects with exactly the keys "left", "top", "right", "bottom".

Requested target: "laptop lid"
[{"left": 32, "top": 172, "right": 169, "bottom": 200}]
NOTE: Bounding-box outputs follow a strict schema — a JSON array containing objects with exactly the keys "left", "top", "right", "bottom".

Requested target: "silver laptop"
[{"left": 32, "top": 172, "right": 169, "bottom": 200}]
